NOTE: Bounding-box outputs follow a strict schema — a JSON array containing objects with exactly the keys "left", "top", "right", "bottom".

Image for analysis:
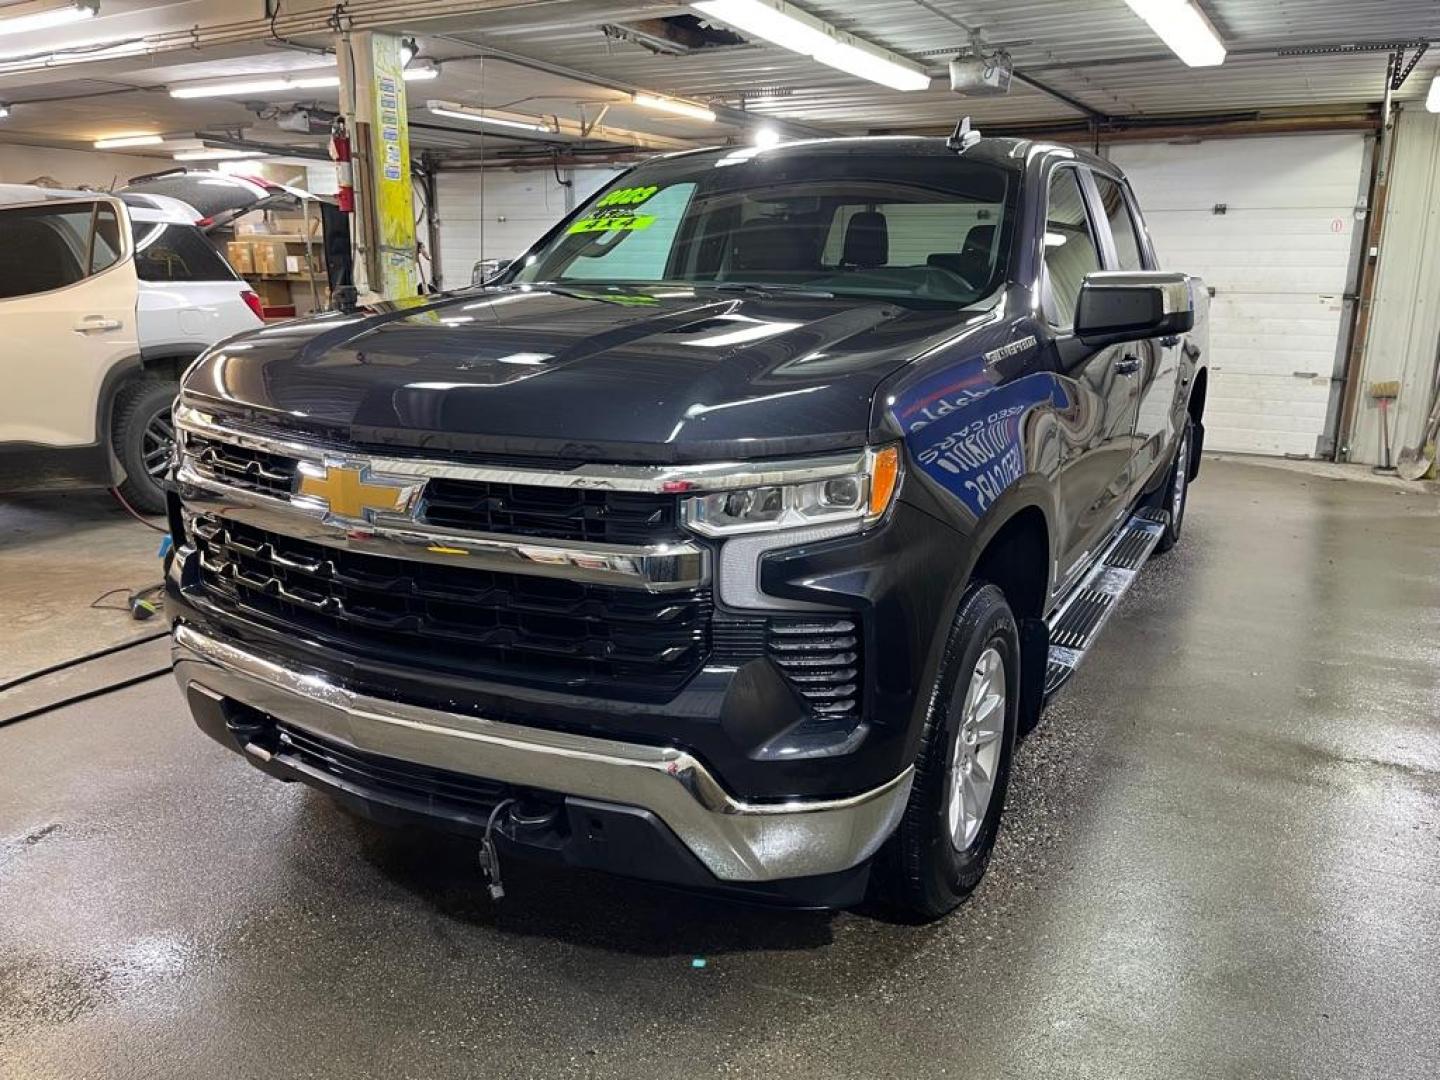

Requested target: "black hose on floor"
[
  {"left": 0, "top": 631, "right": 170, "bottom": 696},
  {"left": 0, "top": 666, "right": 171, "bottom": 728}
]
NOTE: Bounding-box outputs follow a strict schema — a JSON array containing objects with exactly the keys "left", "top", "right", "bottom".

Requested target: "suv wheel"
[
  {"left": 876, "top": 581, "right": 1020, "bottom": 920},
  {"left": 1154, "top": 418, "right": 1193, "bottom": 554},
  {"left": 112, "top": 379, "right": 178, "bottom": 515}
]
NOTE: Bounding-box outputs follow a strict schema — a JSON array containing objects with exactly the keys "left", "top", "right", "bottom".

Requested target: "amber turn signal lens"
[{"left": 868, "top": 445, "right": 900, "bottom": 519}]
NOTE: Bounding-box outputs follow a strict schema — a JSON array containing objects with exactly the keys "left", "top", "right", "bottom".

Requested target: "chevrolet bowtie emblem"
[{"left": 294, "top": 461, "right": 421, "bottom": 522}]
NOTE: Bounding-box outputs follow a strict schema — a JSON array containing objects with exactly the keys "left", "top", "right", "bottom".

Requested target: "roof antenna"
[{"left": 947, "top": 115, "right": 981, "bottom": 153}]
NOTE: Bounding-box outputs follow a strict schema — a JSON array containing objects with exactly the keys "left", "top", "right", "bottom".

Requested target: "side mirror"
[
  {"left": 471, "top": 258, "right": 513, "bottom": 285},
  {"left": 1075, "top": 271, "right": 1195, "bottom": 346}
]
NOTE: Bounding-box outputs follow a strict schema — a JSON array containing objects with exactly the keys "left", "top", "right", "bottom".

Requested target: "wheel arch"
[
  {"left": 1185, "top": 366, "right": 1207, "bottom": 480},
  {"left": 959, "top": 493, "right": 1054, "bottom": 736}
]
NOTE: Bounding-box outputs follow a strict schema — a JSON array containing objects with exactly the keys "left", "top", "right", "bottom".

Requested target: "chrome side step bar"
[{"left": 1043, "top": 508, "right": 1168, "bottom": 701}]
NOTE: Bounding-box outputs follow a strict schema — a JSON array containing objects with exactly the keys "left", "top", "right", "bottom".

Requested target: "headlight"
[{"left": 682, "top": 445, "right": 901, "bottom": 537}]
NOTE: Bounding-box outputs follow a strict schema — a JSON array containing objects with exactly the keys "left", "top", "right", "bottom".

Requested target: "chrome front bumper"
[{"left": 172, "top": 624, "right": 912, "bottom": 883}]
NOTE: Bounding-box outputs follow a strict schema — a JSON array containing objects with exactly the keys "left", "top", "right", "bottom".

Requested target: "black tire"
[
  {"left": 112, "top": 379, "right": 178, "bottom": 515},
  {"left": 875, "top": 581, "right": 1020, "bottom": 921},
  {"left": 1153, "top": 418, "right": 1193, "bottom": 554}
]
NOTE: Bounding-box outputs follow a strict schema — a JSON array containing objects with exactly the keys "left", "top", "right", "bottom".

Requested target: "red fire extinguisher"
[{"left": 330, "top": 118, "right": 354, "bottom": 214}]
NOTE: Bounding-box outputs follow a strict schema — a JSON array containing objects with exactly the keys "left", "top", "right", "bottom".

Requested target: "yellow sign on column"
[{"left": 365, "top": 33, "right": 419, "bottom": 300}]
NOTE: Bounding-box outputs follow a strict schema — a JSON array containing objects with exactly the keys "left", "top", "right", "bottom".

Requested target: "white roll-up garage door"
[
  {"left": 434, "top": 166, "right": 623, "bottom": 289},
  {"left": 1110, "top": 133, "right": 1369, "bottom": 458}
]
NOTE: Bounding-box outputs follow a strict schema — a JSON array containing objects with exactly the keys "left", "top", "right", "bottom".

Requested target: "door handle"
[
  {"left": 1114, "top": 355, "right": 1141, "bottom": 376},
  {"left": 74, "top": 315, "right": 123, "bottom": 333}
]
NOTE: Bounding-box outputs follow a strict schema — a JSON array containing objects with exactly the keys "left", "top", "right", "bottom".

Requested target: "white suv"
[{"left": 0, "top": 186, "right": 262, "bottom": 513}]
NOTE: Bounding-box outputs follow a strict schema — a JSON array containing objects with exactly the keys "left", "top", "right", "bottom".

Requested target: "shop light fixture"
[
  {"left": 753, "top": 124, "right": 780, "bottom": 147},
  {"left": 173, "top": 148, "right": 267, "bottom": 161},
  {"left": 426, "top": 100, "right": 553, "bottom": 134},
  {"left": 0, "top": 0, "right": 97, "bottom": 38},
  {"left": 691, "top": 0, "right": 929, "bottom": 92},
  {"left": 1121, "top": 0, "right": 1226, "bottom": 67},
  {"left": 94, "top": 133, "right": 164, "bottom": 149},
  {"left": 631, "top": 92, "right": 716, "bottom": 122},
  {"left": 170, "top": 62, "right": 436, "bottom": 99},
  {"left": 1428, "top": 74, "right": 1440, "bottom": 113}
]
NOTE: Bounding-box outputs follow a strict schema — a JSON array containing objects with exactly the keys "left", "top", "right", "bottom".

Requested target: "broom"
[{"left": 1370, "top": 381, "right": 1400, "bottom": 473}]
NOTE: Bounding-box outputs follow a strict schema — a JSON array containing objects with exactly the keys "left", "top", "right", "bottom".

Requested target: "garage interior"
[{"left": 1, "top": 2, "right": 1438, "bottom": 1077}]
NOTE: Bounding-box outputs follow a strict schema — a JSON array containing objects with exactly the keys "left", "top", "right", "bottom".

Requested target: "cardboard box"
[
  {"left": 234, "top": 216, "right": 272, "bottom": 235},
  {"left": 270, "top": 215, "right": 320, "bottom": 239},
  {"left": 225, "top": 241, "right": 254, "bottom": 274},
  {"left": 251, "top": 241, "right": 287, "bottom": 276},
  {"left": 251, "top": 279, "right": 292, "bottom": 307}
]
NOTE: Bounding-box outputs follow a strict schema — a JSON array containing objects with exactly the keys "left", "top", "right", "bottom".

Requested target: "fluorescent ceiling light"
[
  {"left": 632, "top": 92, "right": 716, "bottom": 122},
  {"left": 94, "top": 133, "right": 164, "bottom": 149},
  {"left": 753, "top": 124, "right": 781, "bottom": 148},
  {"left": 0, "top": 0, "right": 96, "bottom": 37},
  {"left": 1428, "top": 75, "right": 1440, "bottom": 114},
  {"left": 1122, "top": 0, "right": 1226, "bottom": 67},
  {"left": 692, "top": 0, "right": 929, "bottom": 92},
  {"left": 173, "top": 148, "right": 267, "bottom": 161},
  {"left": 426, "top": 100, "right": 553, "bottom": 134},
  {"left": 0, "top": 104, "right": 8, "bottom": 119},
  {"left": 170, "top": 64, "right": 435, "bottom": 99}
]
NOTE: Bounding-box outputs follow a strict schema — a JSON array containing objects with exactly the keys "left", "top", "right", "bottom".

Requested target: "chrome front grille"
[
  {"left": 185, "top": 434, "right": 298, "bottom": 499},
  {"left": 189, "top": 515, "right": 712, "bottom": 699},
  {"left": 420, "top": 478, "right": 682, "bottom": 545}
]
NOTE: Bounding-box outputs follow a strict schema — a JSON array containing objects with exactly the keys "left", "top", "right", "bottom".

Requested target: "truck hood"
[{"left": 186, "top": 285, "right": 974, "bottom": 463}]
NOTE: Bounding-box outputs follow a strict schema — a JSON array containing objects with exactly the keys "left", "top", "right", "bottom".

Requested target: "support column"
[{"left": 339, "top": 30, "right": 419, "bottom": 301}]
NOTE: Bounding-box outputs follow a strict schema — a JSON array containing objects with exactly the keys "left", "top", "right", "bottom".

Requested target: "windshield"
[{"left": 510, "top": 148, "right": 1016, "bottom": 306}]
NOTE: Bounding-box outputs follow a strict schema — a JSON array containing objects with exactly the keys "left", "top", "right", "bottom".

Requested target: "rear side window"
[
  {"left": 0, "top": 201, "right": 123, "bottom": 299},
  {"left": 1092, "top": 174, "right": 1146, "bottom": 272},
  {"left": 131, "top": 222, "right": 239, "bottom": 283},
  {"left": 1042, "top": 168, "right": 1103, "bottom": 330}
]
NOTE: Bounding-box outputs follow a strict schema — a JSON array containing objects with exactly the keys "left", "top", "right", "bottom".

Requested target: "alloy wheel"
[{"left": 947, "top": 646, "right": 1006, "bottom": 851}]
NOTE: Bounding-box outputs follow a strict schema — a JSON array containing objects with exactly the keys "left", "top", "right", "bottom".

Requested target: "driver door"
[{"left": 1044, "top": 167, "right": 1141, "bottom": 594}]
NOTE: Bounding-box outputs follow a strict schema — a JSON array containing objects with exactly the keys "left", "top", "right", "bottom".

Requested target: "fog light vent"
[{"left": 767, "top": 617, "right": 861, "bottom": 723}]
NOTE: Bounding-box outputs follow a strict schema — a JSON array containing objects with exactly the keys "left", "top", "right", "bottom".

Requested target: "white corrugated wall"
[
  {"left": 433, "top": 166, "right": 623, "bottom": 289},
  {"left": 1347, "top": 109, "right": 1440, "bottom": 466},
  {"left": 1110, "top": 134, "right": 1369, "bottom": 458}
]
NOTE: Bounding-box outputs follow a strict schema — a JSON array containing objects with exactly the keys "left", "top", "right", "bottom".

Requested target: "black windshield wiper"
[{"left": 703, "top": 282, "right": 836, "bottom": 299}]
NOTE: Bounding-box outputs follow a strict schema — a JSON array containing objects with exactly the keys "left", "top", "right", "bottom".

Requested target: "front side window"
[
  {"left": 0, "top": 202, "right": 121, "bottom": 299},
  {"left": 1042, "top": 168, "right": 1102, "bottom": 330},
  {"left": 1092, "top": 174, "right": 1146, "bottom": 272},
  {"left": 512, "top": 152, "right": 1016, "bottom": 307},
  {"left": 131, "top": 222, "right": 240, "bottom": 283}
]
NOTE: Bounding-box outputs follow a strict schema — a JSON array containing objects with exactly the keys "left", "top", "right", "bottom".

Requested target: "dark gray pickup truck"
[{"left": 165, "top": 134, "right": 1207, "bottom": 919}]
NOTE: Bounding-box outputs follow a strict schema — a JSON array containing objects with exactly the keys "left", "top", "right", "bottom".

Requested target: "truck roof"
[{"left": 658, "top": 134, "right": 1110, "bottom": 173}]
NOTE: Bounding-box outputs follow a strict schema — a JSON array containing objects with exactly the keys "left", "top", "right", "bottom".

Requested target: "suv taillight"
[{"left": 240, "top": 290, "right": 263, "bottom": 320}]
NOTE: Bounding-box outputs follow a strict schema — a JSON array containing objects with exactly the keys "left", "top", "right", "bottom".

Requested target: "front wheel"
[
  {"left": 875, "top": 581, "right": 1020, "bottom": 920},
  {"left": 1154, "top": 418, "right": 1193, "bottom": 554}
]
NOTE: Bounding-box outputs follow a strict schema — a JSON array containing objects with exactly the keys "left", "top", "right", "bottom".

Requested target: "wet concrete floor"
[{"left": 1, "top": 459, "right": 1437, "bottom": 1079}]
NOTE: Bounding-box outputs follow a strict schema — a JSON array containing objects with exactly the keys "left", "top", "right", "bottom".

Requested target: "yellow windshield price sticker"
[
  {"left": 596, "top": 185, "right": 660, "bottom": 208},
  {"left": 568, "top": 184, "right": 664, "bottom": 233},
  {"left": 568, "top": 212, "right": 656, "bottom": 235}
]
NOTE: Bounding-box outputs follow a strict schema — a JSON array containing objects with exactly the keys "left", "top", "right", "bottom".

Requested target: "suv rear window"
[{"left": 131, "top": 222, "right": 239, "bottom": 283}]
